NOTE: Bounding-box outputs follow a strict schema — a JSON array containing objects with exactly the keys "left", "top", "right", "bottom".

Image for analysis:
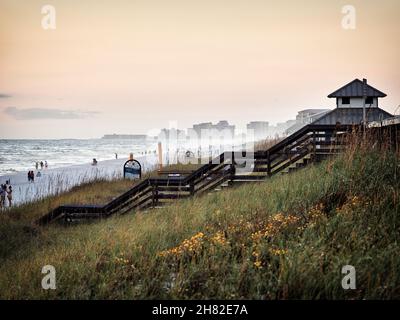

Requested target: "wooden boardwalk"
[{"left": 36, "top": 124, "right": 355, "bottom": 225}]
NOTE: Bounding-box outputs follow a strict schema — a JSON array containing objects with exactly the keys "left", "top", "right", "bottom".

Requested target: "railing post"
[
  {"left": 152, "top": 184, "right": 158, "bottom": 207},
  {"left": 190, "top": 181, "right": 195, "bottom": 196},
  {"left": 230, "top": 162, "right": 236, "bottom": 181},
  {"left": 312, "top": 130, "right": 316, "bottom": 162}
]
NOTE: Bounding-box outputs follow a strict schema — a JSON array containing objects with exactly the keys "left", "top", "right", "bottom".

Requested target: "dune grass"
[{"left": 0, "top": 142, "right": 399, "bottom": 299}]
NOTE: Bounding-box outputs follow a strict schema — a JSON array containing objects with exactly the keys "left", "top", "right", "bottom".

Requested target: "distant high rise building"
[
  {"left": 214, "top": 121, "right": 235, "bottom": 137},
  {"left": 246, "top": 121, "right": 269, "bottom": 141},
  {"left": 284, "top": 109, "right": 330, "bottom": 135},
  {"left": 158, "top": 128, "right": 186, "bottom": 141},
  {"left": 192, "top": 122, "right": 213, "bottom": 137},
  {"left": 190, "top": 121, "right": 235, "bottom": 139}
]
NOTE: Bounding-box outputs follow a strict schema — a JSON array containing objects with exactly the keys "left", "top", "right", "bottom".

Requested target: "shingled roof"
[{"left": 328, "top": 79, "right": 387, "bottom": 98}]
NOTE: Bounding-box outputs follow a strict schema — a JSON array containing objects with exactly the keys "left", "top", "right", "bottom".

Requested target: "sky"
[{"left": 0, "top": 0, "right": 399, "bottom": 139}]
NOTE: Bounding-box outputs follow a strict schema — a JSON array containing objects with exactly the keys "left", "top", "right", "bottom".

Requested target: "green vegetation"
[{"left": 0, "top": 145, "right": 399, "bottom": 299}]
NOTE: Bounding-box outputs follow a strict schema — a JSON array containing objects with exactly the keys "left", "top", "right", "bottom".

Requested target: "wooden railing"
[{"left": 36, "top": 124, "right": 354, "bottom": 225}]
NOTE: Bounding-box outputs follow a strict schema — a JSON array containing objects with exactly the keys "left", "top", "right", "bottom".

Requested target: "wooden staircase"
[{"left": 36, "top": 124, "right": 354, "bottom": 225}]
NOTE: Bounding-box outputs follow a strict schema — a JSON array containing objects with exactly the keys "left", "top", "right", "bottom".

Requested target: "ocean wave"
[{"left": 0, "top": 168, "right": 18, "bottom": 174}]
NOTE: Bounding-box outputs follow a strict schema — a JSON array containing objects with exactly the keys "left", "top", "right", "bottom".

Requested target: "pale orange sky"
[{"left": 0, "top": 0, "right": 399, "bottom": 138}]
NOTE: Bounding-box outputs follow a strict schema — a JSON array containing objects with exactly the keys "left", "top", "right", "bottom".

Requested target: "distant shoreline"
[{"left": 101, "top": 134, "right": 154, "bottom": 140}]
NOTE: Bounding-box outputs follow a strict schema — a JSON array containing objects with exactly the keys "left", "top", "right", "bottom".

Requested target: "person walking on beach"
[
  {"left": 45, "top": 161, "right": 48, "bottom": 169},
  {"left": 28, "top": 171, "right": 35, "bottom": 182},
  {"left": 35, "top": 162, "right": 39, "bottom": 170},
  {"left": 40, "top": 161, "right": 44, "bottom": 170},
  {"left": 115, "top": 153, "right": 118, "bottom": 159},
  {"left": 6, "top": 186, "right": 12, "bottom": 207}
]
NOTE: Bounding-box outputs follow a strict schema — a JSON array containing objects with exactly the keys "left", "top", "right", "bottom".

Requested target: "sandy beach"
[{"left": 0, "top": 155, "right": 158, "bottom": 206}]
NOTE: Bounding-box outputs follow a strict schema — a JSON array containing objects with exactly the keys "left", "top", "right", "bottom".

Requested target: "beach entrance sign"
[{"left": 123, "top": 159, "right": 142, "bottom": 180}]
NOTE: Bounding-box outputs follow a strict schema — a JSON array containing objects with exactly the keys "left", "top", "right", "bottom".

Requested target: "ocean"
[{"left": 0, "top": 138, "right": 157, "bottom": 176}]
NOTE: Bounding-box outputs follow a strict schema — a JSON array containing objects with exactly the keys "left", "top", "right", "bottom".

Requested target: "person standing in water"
[
  {"left": 45, "top": 161, "right": 48, "bottom": 169},
  {"left": 35, "top": 162, "right": 39, "bottom": 170},
  {"left": 115, "top": 153, "right": 118, "bottom": 159}
]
